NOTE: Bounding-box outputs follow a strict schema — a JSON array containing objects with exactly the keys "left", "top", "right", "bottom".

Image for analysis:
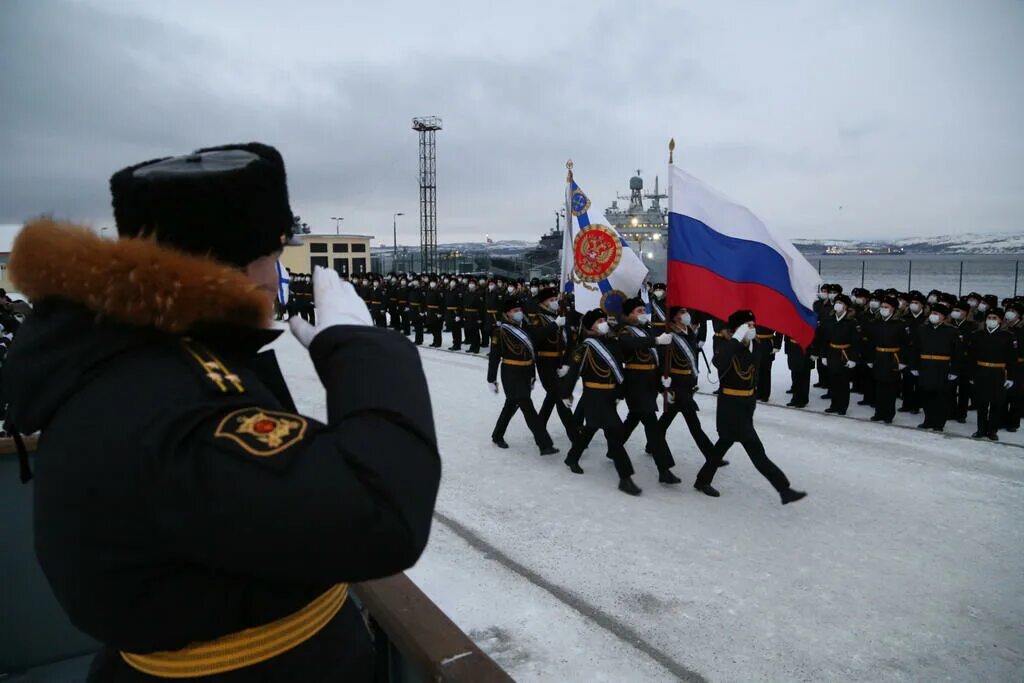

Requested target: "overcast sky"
[{"left": 2, "top": 0, "right": 1022, "bottom": 245}]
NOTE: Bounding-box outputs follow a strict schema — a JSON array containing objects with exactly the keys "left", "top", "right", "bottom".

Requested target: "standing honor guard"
[
  {"left": 657, "top": 306, "right": 720, "bottom": 466},
  {"left": 408, "top": 278, "right": 425, "bottom": 345},
  {"left": 424, "top": 279, "right": 443, "bottom": 347},
  {"left": 693, "top": 310, "right": 807, "bottom": 504},
  {"left": 753, "top": 325, "right": 781, "bottom": 402},
  {"left": 487, "top": 299, "right": 558, "bottom": 455},
  {"left": 616, "top": 298, "right": 680, "bottom": 484},
  {"left": 865, "top": 296, "right": 909, "bottom": 424},
  {"left": 967, "top": 307, "right": 1018, "bottom": 440},
  {"left": 444, "top": 279, "right": 463, "bottom": 351},
  {"left": 462, "top": 279, "right": 484, "bottom": 354},
  {"left": 819, "top": 294, "right": 861, "bottom": 415},
  {"left": 784, "top": 333, "right": 813, "bottom": 408},
  {"left": 562, "top": 309, "right": 644, "bottom": 496},
  {"left": 909, "top": 302, "right": 963, "bottom": 431}
]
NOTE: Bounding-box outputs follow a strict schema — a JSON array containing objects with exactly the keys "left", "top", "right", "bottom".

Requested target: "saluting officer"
[
  {"left": 616, "top": 298, "right": 679, "bottom": 484},
  {"left": 3, "top": 143, "right": 440, "bottom": 681},
  {"left": 693, "top": 310, "right": 807, "bottom": 504},
  {"left": 865, "top": 296, "right": 909, "bottom": 423},
  {"left": 967, "top": 307, "right": 1018, "bottom": 440},
  {"left": 487, "top": 299, "right": 558, "bottom": 455},
  {"left": 909, "top": 303, "right": 962, "bottom": 431},
  {"left": 562, "top": 309, "right": 643, "bottom": 496}
]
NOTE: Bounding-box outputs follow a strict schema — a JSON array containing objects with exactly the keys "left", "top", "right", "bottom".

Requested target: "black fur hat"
[
  {"left": 582, "top": 308, "right": 606, "bottom": 330},
  {"left": 727, "top": 309, "right": 755, "bottom": 330},
  {"left": 110, "top": 142, "right": 294, "bottom": 267},
  {"left": 622, "top": 297, "right": 645, "bottom": 316},
  {"left": 930, "top": 303, "right": 950, "bottom": 317},
  {"left": 535, "top": 287, "right": 559, "bottom": 303},
  {"left": 502, "top": 297, "right": 523, "bottom": 313}
]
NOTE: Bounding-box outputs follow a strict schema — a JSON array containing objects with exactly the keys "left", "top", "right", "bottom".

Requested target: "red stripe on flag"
[{"left": 667, "top": 261, "right": 816, "bottom": 349}]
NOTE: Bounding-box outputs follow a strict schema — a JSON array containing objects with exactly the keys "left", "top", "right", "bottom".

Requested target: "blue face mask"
[{"left": 511, "top": 311, "right": 525, "bottom": 322}]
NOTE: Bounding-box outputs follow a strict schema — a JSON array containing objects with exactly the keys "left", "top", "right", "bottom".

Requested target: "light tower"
[{"left": 412, "top": 116, "right": 442, "bottom": 273}]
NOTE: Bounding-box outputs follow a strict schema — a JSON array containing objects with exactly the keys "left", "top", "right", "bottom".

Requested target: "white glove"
[
  {"left": 911, "top": 370, "right": 919, "bottom": 377},
  {"left": 730, "top": 328, "right": 747, "bottom": 343},
  {"left": 898, "top": 363, "right": 907, "bottom": 371},
  {"left": 530, "top": 376, "right": 536, "bottom": 389},
  {"left": 821, "top": 358, "right": 828, "bottom": 367},
  {"left": 289, "top": 267, "right": 372, "bottom": 348},
  {"left": 488, "top": 381, "right": 499, "bottom": 394},
  {"left": 555, "top": 316, "right": 566, "bottom": 327},
  {"left": 846, "top": 360, "right": 856, "bottom": 369},
  {"left": 455, "top": 316, "right": 461, "bottom": 322},
  {"left": 655, "top": 333, "right": 672, "bottom": 346},
  {"left": 1005, "top": 380, "right": 1014, "bottom": 389},
  {"left": 556, "top": 365, "right": 570, "bottom": 378},
  {"left": 947, "top": 374, "right": 958, "bottom": 381},
  {"left": 660, "top": 376, "right": 672, "bottom": 388},
  {"left": 810, "top": 355, "right": 818, "bottom": 362},
  {"left": 562, "top": 397, "right": 573, "bottom": 409},
  {"left": 666, "top": 392, "right": 676, "bottom": 405},
  {"left": 867, "top": 362, "right": 874, "bottom": 368},
  {"left": 696, "top": 341, "right": 704, "bottom": 349}
]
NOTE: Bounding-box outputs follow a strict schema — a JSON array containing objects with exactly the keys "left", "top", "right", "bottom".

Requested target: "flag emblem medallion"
[{"left": 573, "top": 225, "right": 622, "bottom": 283}]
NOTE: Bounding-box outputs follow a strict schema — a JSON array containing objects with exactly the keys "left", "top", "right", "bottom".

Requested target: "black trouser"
[
  {"left": 1005, "top": 388, "right": 1023, "bottom": 430},
  {"left": 789, "top": 369, "right": 810, "bottom": 405},
  {"left": 951, "top": 376, "right": 971, "bottom": 420},
  {"left": 873, "top": 380, "right": 899, "bottom": 421},
  {"left": 756, "top": 356, "right": 773, "bottom": 401},
  {"left": 900, "top": 368, "right": 920, "bottom": 411},
  {"left": 492, "top": 397, "right": 553, "bottom": 448},
  {"left": 815, "top": 358, "right": 829, "bottom": 387},
  {"left": 828, "top": 365, "right": 851, "bottom": 412},
  {"left": 976, "top": 396, "right": 1005, "bottom": 436},
  {"left": 480, "top": 322, "right": 490, "bottom": 348},
  {"left": 539, "top": 390, "right": 578, "bottom": 442},
  {"left": 373, "top": 308, "right": 387, "bottom": 328},
  {"left": 465, "top": 318, "right": 480, "bottom": 352},
  {"left": 428, "top": 314, "right": 442, "bottom": 346},
  {"left": 300, "top": 305, "right": 315, "bottom": 325},
  {"left": 567, "top": 419, "right": 634, "bottom": 479},
  {"left": 695, "top": 432, "right": 790, "bottom": 493},
  {"left": 921, "top": 384, "right": 951, "bottom": 429},
  {"left": 658, "top": 401, "right": 715, "bottom": 460},
  {"left": 447, "top": 318, "right": 462, "bottom": 349},
  {"left": 621, "top": 411, "right": 674, "bottom": 472},
  {"left": 412, "top": 311, "right": 424, "bottom": 345},
  {"left": 401, "top": 309, "right": 411, "bottom": 336},
  {"left": 860, "top": 369, "right": 875, "bottom": 406}
]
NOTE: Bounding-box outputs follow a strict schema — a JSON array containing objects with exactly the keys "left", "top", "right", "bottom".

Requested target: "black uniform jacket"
[
  {"left": 910, "top": 323, "right": 964, "bottom": 390},
  {"left": 528, "top": 311, "right": 570, "bottom": 393},
  {"left": 967, "top": 327, "right": 1018, "bottom": 400},
  {"left": 487, "top": 320, "right": 536, "bottom": 399},
  {"left": 865, "top": 317, "right": 909, "bottom": 382},
  {"left": 818, "top": 313, "right": 861, "bottom": 366},
  {"left": 665, "top": 326, "right": 700, "bottom": 410},
  {"left": 2, "top": 221, "right": 441, "bottom": 682},
  {"left": 617, "top": 324, "right": 661, "bottom": 413},
  {"left": 563, "top": 335, "right": 625, "bottom": 427},
  {"left": 712, "top": 338, "right": 761, "bottom": 439}
]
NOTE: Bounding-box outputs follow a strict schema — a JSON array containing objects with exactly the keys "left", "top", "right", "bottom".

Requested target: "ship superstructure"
[{"left": 602, "top": 171, "right": 668, "bottom": 282}]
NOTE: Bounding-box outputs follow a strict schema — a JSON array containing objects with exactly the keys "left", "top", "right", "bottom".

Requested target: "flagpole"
[
  {"left": 662, "top": 139, "right": 675, "bottom": 410},
  {"left": 561, "top": 160, "right": 574, "bottom": 296}
]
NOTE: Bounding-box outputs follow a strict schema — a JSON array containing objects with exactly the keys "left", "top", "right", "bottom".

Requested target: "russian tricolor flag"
[{"left": 667, "top": 164, "right": 821, "bottom": 348}]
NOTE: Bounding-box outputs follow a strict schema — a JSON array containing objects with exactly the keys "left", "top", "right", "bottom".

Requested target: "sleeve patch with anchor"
[{"left": 214, "top": 408, "right": 308, "bottom": 457}]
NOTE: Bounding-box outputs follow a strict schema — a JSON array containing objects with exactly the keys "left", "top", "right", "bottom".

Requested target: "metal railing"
[{"left": 812, "top": 256, "right": 1021, "bottom": 297}]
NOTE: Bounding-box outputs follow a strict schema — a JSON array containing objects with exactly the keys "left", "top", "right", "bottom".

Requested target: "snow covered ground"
[{"left": 272, "top": 326, "right": 1024, "bottom": 682}]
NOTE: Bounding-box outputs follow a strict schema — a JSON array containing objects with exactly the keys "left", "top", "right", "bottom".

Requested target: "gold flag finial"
[
  {"left": 566, "top": 159, "right": 574, "bottom": 182},
  {"left": 668, "top": 138, "right": 675, "bottom": 164}
]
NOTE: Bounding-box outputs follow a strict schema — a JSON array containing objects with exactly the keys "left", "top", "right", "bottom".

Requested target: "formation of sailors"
[{"left": 287, "top": 270, "right": 1020, "bottom": 498}]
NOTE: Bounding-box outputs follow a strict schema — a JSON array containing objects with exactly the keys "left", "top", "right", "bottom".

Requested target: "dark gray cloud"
[{"left": 2, "top": 0, "right": 1022, "bottom": 244}]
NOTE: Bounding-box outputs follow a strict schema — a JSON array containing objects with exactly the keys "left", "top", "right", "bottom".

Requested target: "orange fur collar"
[{"left": 9, "top": 219, "right": 273, "bottom": 333}]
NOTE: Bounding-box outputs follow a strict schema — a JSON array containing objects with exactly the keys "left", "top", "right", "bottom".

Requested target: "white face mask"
[
  {"left": 927, "top": 295, "right": 938, "bottom": 304},
  {"left": 636, "top": 313, "right": 650, "bottom": 324},
  {"left": 818, "top": 292, "right": 828, "bottom": 300},
  {"left": 869, "top": 300, "right": 880, "bottom": 310},
  {"left": 488, "top": 284, "right": 496, "bottom": 291},
  {"left": 898, "top": 300, "right": 908, "bottom": 309},
  {"left": 928, "top": 313, "right": 941, "bottom": 325},
  {"left": 968, "top": 299, "right": 979, "bottom": 308},
  {"left": 654, "top": 290, "right": 665, "bottom": 300},
  {"left": 468, "top": 283, "right": 476, "bottom": 291},
  {"left": 951, "top": 310, "right": 963, "bottom": 320},
  {"left": 429, "top": 282, "right": 437, "bottom": 289},
  {"left": 828, "top": 293, "right": 838, "bottom": 301},
  {"left": 854, "top": 297, "right": 866, "bottom": 306},
  {"left": 743, "top": 325, "right": 757, "bottom": 342},
  {"left": 834, "top": 303, "right": 845, "bottom": 314},
  {"left": 507, "top": 287, "right": 516, "bottom": 295},
  {"left": 530, "top": 287, "right": 539, "bottom": 296},
  {"left": 681, "top": 313, "right": 692, "bottom": 326},
  {"left": 880, "top": 307, "right": 893, "bottom": 319},
  {"left": 1006, "top": 310, "right": 1019, "bottom": 322},
  {"left": 986, "top": 318, "right": 999, "bottom": 331},
  {"left": 909, "top": 303, "right": 922, "bottom": 314},
  {"left": 544, "top": 300, "right": 559, "bottom": 312},
  {"left": 978, "top": 302, "right": 989, "bottom": 313},
  {"left": 595, "top": 321, "right": 610, "bottom": 335},
  {"left": 510, "top": 311, "right": 525, "bottom": 322}
]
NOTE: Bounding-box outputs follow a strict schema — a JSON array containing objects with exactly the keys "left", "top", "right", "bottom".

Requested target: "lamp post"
[
  {"left": 331, "top": 216, "right": 344, "bottom": 235},
  {"left": 393, "top": 212, "right": 404, "bottom": 269}
]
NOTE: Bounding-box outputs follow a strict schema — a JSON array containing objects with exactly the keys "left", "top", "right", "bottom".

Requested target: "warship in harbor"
[{"left": 603, "top": 170, "right": 669, "bottom": 282}]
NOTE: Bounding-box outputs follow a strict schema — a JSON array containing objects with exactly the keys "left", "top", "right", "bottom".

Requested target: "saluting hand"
[{"left": 289, "top": 266, "right": 372, "bottom": 348}]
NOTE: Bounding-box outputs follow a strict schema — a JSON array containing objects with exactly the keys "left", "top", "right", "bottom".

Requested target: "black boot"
[
  {"left": 564, "top": 455, "right": 583, "bottom": 474},
  {"left": 492, "top": 436, "right": 509, "bottom": 449},
  {"left": 693, "top": 483, "right": 720, "bottom": 497},
  {"left": 658, "top": 469, "right": 682, "bottom": 484},
  {"left": 781, "top": 488, "right": 808, "bottom": 505},
  {"left": 618, "top": 477, "right": 642, "bottom": 496},
  {"left": 539, "top": 445, "right": 559, "bottom": 456}
]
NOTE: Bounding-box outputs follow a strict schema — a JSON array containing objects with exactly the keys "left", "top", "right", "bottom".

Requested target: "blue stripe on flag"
[
  {"left": 598, "top": 279, "right": 612, "bottom": 293},
  {"left": 577, "top": 213, "right": 590, "bottom": 229}
]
